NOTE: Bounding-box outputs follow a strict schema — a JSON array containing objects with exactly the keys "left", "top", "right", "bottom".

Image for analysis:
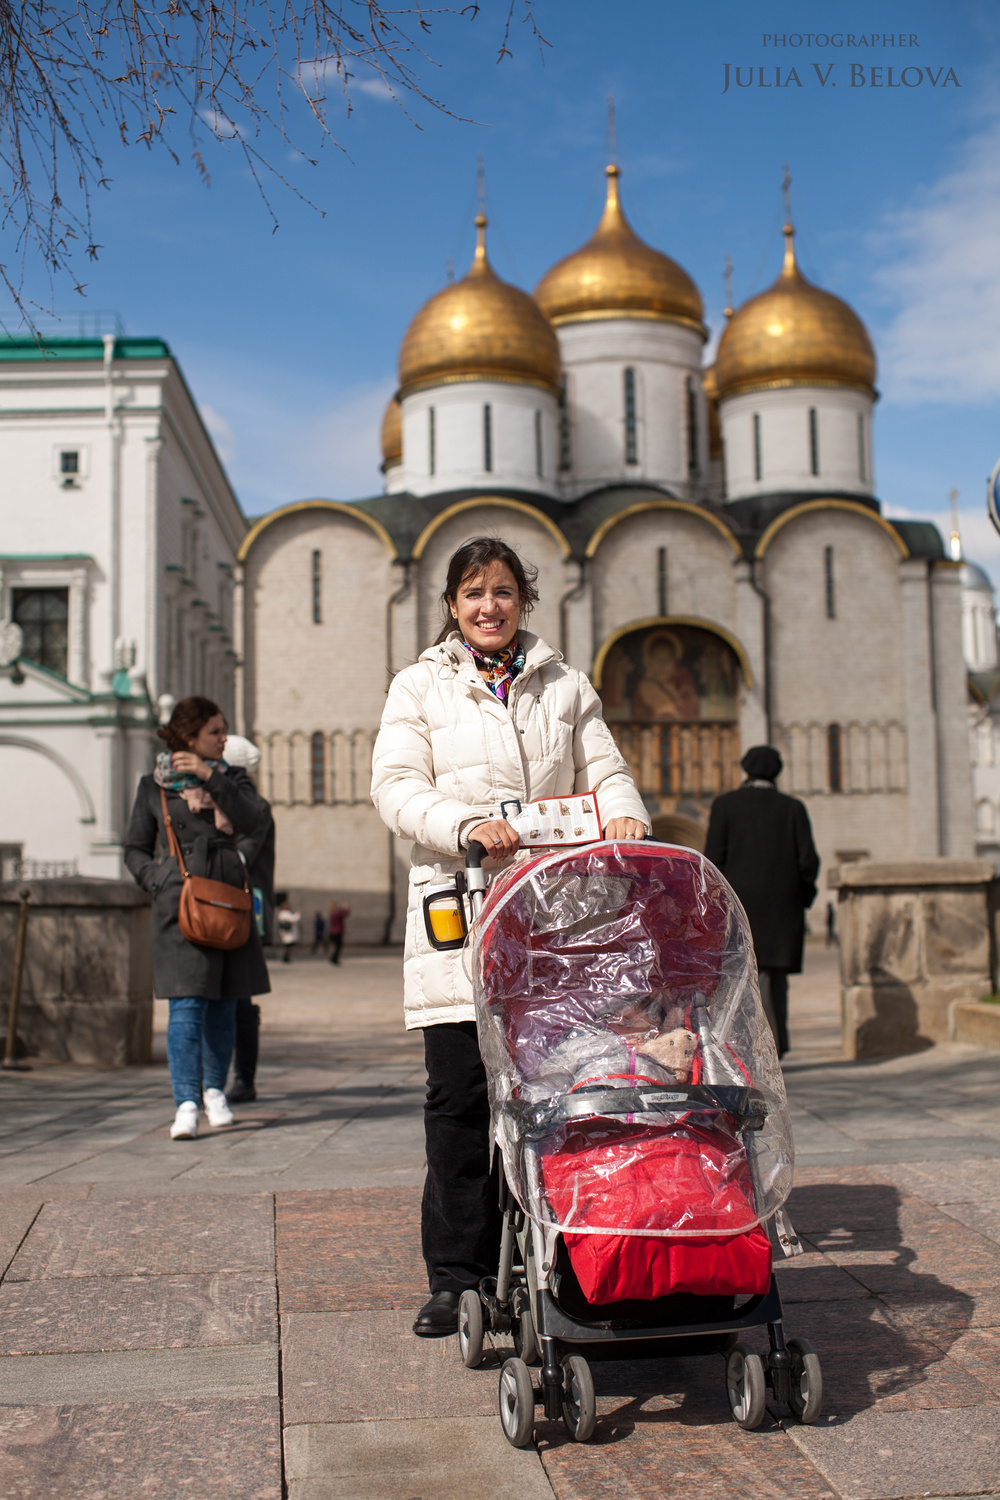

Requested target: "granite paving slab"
[
  {"left": 276, "top": 1188, "right": 425, "bottom": 1312},
  {"left": 5, "top": 1194, "right": 274, "bottom": 1279},
  {"left": 785, "top": 1404, "right": 1000, "bottom": 1500},
  {"left": 180, "top": 1124, "right": 340, "bottom": 1179},
  {"left": 884, "top": 1290, "right": 1000, "bottom": 1333},
  {"left": 537, "top": 1412, "right": 837, "bottom": 1500},
  {"left": 773, "top": 1250, "right": 874, "bottom": 1302},
  {"left": 762, "top": 1297, "right": 989, "bottom": 1414},
  {"left": 0, "top": 1397, "right": 281, "bottom": 1499},
  {"left": 0, "top": 1343, "right": 278, "bottom": 1405},
  {"left": 280, "top": 1309, "right": 498, "bottom": 1424},
  {"left": 0, "top": 1206, "right": 41, "bottom": 1281},
  {"left": 876, "top": 1158, "right": 1000, "bottom": 1204},
  {"left": 0, "top": 1270, "right": 276, "bottom": 1354},
  {"left": 284, "top": 1416, "right": 555, "bottom": 1500}
]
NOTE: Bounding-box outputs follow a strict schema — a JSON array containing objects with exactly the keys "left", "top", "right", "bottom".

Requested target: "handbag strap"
[
  {"left": 159, "top": 786, "right": 190, "bottom": 881},
  {"left": 158, "top": 784, "right": 250, "bottom": 895}
]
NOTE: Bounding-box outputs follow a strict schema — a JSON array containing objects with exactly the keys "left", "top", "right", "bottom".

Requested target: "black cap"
[{"left": 740, "top": 745, "right": 783, "bottom": 781}]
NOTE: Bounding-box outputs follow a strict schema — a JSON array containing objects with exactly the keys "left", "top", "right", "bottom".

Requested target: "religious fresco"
[{"left": 599, "top": 624, "right": 740, "bottom": 724}]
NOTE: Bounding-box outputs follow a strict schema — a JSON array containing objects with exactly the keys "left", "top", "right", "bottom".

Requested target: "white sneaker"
[
  {"left": 170, "top": 1101, "right": 199, "bottom": 1140},
  {"left": 203, "top": 1087, "right": 235, "bottom": 1128}
]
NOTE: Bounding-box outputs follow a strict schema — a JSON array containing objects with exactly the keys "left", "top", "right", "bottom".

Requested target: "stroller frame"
[{"left": 455, "top": 840, "right": 823, "bottom": 1445}]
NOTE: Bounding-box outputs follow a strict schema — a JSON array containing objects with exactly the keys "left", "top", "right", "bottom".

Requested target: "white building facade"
[{"left": 0, "top": 335, "right": 244, "bottom": 878}]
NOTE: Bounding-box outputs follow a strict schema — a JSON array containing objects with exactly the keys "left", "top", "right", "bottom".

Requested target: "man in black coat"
[{"left": 704, "top": 745, "right": 819, "bottom": 1058}]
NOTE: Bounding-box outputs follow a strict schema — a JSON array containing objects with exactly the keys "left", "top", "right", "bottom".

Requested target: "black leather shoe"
[
  {"left": 227, "top": 1080, "right": 257, "bottom": 1103},
  {"left": 412, "top": 1290, "right": 460, "bottom": 1337}
]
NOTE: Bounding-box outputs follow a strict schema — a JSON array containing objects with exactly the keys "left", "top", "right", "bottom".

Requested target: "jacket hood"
[{"left": 419, "top": 630, "right": 560, "bottom": 675}]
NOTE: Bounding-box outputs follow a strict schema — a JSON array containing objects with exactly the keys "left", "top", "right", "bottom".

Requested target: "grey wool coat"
[{"left": 125, "top": 766, "right": 272, "bottom": 1000}]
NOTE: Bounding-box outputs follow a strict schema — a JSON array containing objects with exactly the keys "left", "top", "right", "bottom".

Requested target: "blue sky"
[{"left": 5, "top": 1, "right": 1000, "bottom": 576}]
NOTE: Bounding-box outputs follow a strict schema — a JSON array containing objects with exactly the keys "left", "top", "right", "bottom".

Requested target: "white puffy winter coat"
[{"left": 370, "top": 630, "right": 650, "bottom": 1029}]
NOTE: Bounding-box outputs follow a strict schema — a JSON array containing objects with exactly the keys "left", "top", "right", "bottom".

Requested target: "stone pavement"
[{"left": 0, "top": 941, "right": 998, "bottom": 1500}]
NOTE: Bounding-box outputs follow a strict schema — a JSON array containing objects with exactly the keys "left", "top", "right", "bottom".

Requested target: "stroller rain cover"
[{"left": 470, "top": 842, "right": 795, "bottom": 1303}]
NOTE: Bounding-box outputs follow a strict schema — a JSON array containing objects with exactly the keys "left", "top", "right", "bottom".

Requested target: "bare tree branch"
[{"left": 0, "top": 0, "right": 547, "bottom": 327}]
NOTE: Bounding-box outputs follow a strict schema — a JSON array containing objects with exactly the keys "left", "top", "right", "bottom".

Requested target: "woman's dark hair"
[
  {"left": 435, "top": 537, "right": 540, "bottom": 644},
  {"left": 158, "top": 696, "right": 225, "bottom": 753}
]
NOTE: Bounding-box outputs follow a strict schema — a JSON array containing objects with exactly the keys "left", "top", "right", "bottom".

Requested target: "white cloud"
[
  {"left": 873, "top": 113, "right": 1000, "bottom": 404},
  {"left": 199, "top": 403, "right": 237, "bottom": 465},
  {"left": 354, "top": 77, "right": 395, "bottom": 102}
]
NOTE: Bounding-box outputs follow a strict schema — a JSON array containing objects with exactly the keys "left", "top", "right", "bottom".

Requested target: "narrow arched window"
[
  {"left": 534, "top": 410, "right": 543, "bottom": 479},
  {"left": 753, "top": 413, "right": 762, "bottom": 481},
  {"left": 857, "top": 413, "right": 866, "bottom": 482},
  {"left": 624, "top": 368, "right": 638, "bottom": 464},
  {"left": 686, "top": 377, "right": 698, "bottom": 476},
  {"left": 559, "top": 376, "right": 571, "bottom": 471},
  {"left": 310, "top": 732, "right": 326, "bottom": 804},
  {"left": 483, "top": 404, "right": 493, "bottom": 472},
  {"left": 828, "top": 723, "right": 842, "bottom": 793},
  {"left": 809, "top": 408, "right": 820, "bottom": 476},
  {"left": 824, "top": 545, "right": 835, "bottom": 619},
  {"left": 311, "top": 550, "right": 322, "bottom": 624},
  {"left": 428, "top": 407, "right": 436, "bottom": 476}
]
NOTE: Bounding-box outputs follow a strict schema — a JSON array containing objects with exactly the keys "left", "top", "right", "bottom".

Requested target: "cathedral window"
[
  {"left": 559, "top": 376, "right": 571, "bottom": 470},
  {"left": 809, "top": 408, "right": 819, "bottom": 475},
  {"left": 686, "top": 378, "right": 698, "bottom": 476},
  {"left": 657, "top": 547, "right": 668, "bottom": 616},
  {"left": 534, "top": 410, "right": 543, "bottom": 479},
  {"left": 483, "top": 404, "right": 493, "bottom": 472},
  {"left": 311, "top": 550, "right": 322, "bottom": 624},
  {"left": 12, "top": 587, "right": 68, "bottom": 678},
  {"left": 824, "top": 546, "right": 835, "bottom": 619},
  {"left": 753, "top": 413, "right": 762, "bottom": 481},
  {"left": 429, "top": 407, "right": 436, "bottom": 476},
  {"left": 310, "top": 732, "right": 326, "bottom": 804},
  {"left": 624, "top": 368, "right": 638, "bottom": 464},
  {"left": 857, "top": 413, "right": 866, "bottom": 482},
  {"left": 827, "top": 722, "right": 842, "bottom": 793}
]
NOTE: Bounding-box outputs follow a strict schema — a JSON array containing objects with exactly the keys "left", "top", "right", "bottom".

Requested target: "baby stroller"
[{"left": 442, "top": 838, "right": 822, "bottom": 1448}]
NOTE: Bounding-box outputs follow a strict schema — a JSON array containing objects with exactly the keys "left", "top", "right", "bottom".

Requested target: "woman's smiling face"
[{"left": 449, "top": 562, "right": 521, "bottom": 653}]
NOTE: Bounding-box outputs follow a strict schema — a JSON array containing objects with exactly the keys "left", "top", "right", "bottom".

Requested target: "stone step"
[{"left": 952, "top": 999, "right": 1000, "bottom": 1051}]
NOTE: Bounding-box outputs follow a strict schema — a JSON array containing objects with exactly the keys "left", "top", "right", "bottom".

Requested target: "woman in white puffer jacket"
[{"left": 371, "top": 537, "right": 649, "bottom": 1338}]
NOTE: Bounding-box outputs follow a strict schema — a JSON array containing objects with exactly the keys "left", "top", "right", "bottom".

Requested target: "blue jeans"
[{"left": 167, "top": 998, "right": 240, "bottom": 1106}]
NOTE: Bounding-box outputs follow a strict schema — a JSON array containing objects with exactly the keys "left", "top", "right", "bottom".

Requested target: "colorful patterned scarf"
[
  {"left": 154, "top": 752, "right": 233, "bottom": 833},
  {"left": 461, "top": 637, "right": 525, "bottom": 705}
]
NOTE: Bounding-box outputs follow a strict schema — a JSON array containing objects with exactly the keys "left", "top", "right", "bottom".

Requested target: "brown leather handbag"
[{"left": 159, "top": 788, "right": 252, "bottom": 951}]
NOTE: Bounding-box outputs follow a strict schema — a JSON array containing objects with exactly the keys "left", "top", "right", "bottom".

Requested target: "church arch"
[
  {"left": 754, "top": 498, "right": 909, "bottom": 560},
  {"left": 0, "top": 735, "right": 96, "bottom": 823},
  {"left": 411, "top": 497, "right": 571, "bottom": 560},
  {"left": 584, "top": 499, "right": 742, "bottom": 559},
  {"left": 237, "top": 500, "right": 397, "bottom": 562},
  {"left": 593, "top": 619, "right": 747, "bottom": 828}
]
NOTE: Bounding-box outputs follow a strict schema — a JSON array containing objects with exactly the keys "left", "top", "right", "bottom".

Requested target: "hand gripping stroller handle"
[{"left": 465, "top": 840, "right": 489, "bottom": 918}]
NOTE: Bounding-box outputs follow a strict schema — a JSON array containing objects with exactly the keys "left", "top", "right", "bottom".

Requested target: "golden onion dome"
[
  {"left": 715, "top": 225, "right": 876, "bottom": 399},
  {"left": 380, "top": 395, "right": 402, "bottom": 471},
  {"left": 534, "top": 165, "right": 705, "bottom": 332},
  {"left": 398, "top": 215, "right": 561, "bottom": 397}
]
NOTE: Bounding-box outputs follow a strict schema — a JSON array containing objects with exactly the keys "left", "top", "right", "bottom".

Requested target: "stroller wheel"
[
  {"left": 560, "top": 1353, "right": 596, "bottom": 1442},
  {"left": 498, "top": 1357, "right": 535, "bottom": 1448},
  {"left": 726, "top": 1343, "right": 766, "bottom": 1430},
  {"left": 786, "top": 1337, "right": 823, "bottom": 1424},
  {"left": 513, "top": 1307, "right": 539, "bottom": 1366},
  {"left": 458, "top": 1290, "right": 485, "bottom": 1369}
]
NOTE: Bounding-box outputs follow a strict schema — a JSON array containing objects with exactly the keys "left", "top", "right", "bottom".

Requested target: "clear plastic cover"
[{"left": 471, "top": 842, "right": 794, "bottom": 1238}]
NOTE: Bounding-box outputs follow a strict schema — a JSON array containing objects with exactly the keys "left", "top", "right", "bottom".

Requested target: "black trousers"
[
  {"left": 759, "top": 969, "right": 790, "bottom": 1058},
  {"left": 233, "top": 999, "right": 260, "bottom": 1086},
  {"left": 421, "top": 1021, "right": 503, "bottom": 1295},
  {"left": 329, "top": 934, "right": 343, "bottom": 964}
]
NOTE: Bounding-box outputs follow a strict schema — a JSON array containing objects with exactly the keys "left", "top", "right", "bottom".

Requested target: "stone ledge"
[
  {"left": 830, "top": 858, "right": 996, "bottom": 890},
  {"left": 952, "top": 1000, "right": 1000, "bottom": 1052},
  {"left": 0, "top": 878, "right": 151, "bottom": 908}
]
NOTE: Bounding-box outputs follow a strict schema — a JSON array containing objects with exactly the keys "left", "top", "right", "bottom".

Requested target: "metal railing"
[{"left": 609, "top": 721, "right": 741, "bottom": 800}]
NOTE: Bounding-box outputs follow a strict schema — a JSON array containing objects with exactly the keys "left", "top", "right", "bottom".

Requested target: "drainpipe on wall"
[
  {"left": 927, "top": 560, "right": 944, "bottom": 856},
  {"left": 748, "top": 556, "right": 772, "bottom": 744},
  {"left": 558, "top": 558, "right": 587, "bottom": 663},
  {"left": 383, "top": 560, "right": 413, "bottom": 946}
]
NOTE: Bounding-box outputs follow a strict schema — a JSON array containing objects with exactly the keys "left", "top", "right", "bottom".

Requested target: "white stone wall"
[
  {"left": 396, "top": 381, "right": 559, "bottom": 498},
  {"left": 720, "top": 385, "right": 874, "bottom": 501},
  {"left": 556, "top": 320, "right": 707, "bottom": 499},
  {"left": 962, "top": 584, "right": 998, "bottom": 671}
]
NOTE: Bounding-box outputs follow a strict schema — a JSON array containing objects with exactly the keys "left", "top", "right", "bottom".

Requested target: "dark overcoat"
[
  {"left": 238, "top": 805, "right": 276, "bottom": 946},
  {"left": 124, "top": 767, "right": 272, "bottom": 999},
  {"left": 704, "top": 782, "right": 820, "bottom": 973}
]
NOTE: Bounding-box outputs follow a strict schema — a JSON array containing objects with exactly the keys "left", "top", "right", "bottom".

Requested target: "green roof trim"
[{"left": 0, "top": 337, "right": 171, "bottom": 363}]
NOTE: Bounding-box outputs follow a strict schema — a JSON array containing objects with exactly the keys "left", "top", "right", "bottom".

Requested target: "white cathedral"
[{"left": 0, "top": 163, "right": 993, "bottom": 940}]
